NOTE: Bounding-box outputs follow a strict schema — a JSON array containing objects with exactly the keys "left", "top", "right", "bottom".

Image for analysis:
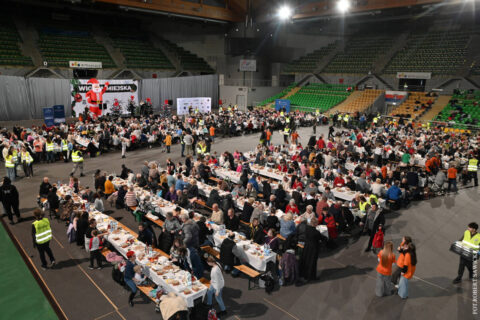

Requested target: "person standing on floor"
[
  {"left": 391, "top": 236, "right": 412, "bottom": 286},
  {"left": 206, "top": 256, "right": 227, "bottom": 317},
  {"left": 20, "top": 146, "right": 34, "bottom": 178},
  {"left": 31, "top": 209, "right": 55, "bottom": 270},
  {"left": 125, "top": 251, "right": 138, "bottom": 307},
  {"left": 71, "top": 147, "right": 85, "bottom": 177},
  {"left": 398, "top": 242, "right": 417, "bottom": 299},
  {"left": 375, "top": 241, "right": 396, "bottom": 297},
  {"left": 88, "top": 230, "right": 103, "bottom": 270},
  {"left": 0, "top": 177, "right": 21, "bottom": 225},
  {"left": 453, "top": 222, "right": 480, "bottom": 284}
]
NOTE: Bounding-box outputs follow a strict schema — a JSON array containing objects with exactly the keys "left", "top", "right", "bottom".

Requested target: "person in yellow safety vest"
[
  {"left": 280, "top": 111, "right": 284, "bottom": 117},
  {"left": 344, "top": 114, "right": 349, "bottom": 127},
  {"left": 196, "top": 140, "right": 207, "bottom": 156},
  {"left": 285, "top": 117, "right": 290, "bottom": 124},
  {"left": 315, "top": 109, "right": 320, "bottom": 116},
  {"left": 283, "top": 127, "right": 290, "bottom": 144},
  {"left": 71, "top": 148, "right": 85, "bottom": 177},
  {"left": 4, "top": 147, "right": 16, "bottom": 182},
  {"left": 227, "top": 106, "right": 232, "bottom": 112},
  {"left": 194, "top": 107, "right": 199, "bottom": 114},
  {"left": 11, "top": 147, "right": 19, "bottom": 178},
  {"left": 453, "top": 222, "right": 480, "bottom": 284},
  {"left": 199, "top": 119, "right": 204, "bottom": 126},
  {"left": 45, "top": 137, "right": 55, "bottom": 163},
  {"left": 467, "top": 156, "right": 478, "bottom": 187},
  {"left": 61, "top": 139, "right": 69, "bottom": 162},
  {"left": 32, "top": 209, "right": 56, "bottom": 269},
  {"left": 20, "top": 146, "right": 34, "bottom": 178}
]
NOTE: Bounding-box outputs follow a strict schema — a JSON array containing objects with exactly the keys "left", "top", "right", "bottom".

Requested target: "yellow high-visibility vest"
[
  {"left": 12, "top": 150, "right": 18, "bottom": 162},
  {"left": 33, "top": 218, "right": 52, "bottom": 244},
  {"left": 462, "top": 230, "right": 480, "bottom": 251},
  {"left": 5, "top": 155, "right": 15, "bottom": 168},
  {"left": 21, "top": 151, "right": 33, "bottom": 164},
  {"left": 468, "top": 159, "right": 478, "bottom": 172},
  {"left": 72, "top": 150, "right": 83, "bottom": 163},
  {"left": 62, "top": 140, "right": 68, "bottom": 151},
  {"left": 46, "top": 142, "right": 54, "bottom": 152}
]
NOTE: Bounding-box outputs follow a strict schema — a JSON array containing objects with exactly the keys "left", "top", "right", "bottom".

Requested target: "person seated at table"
[
  {"left": 345, "top": 176, "right": 356, "bottom": 191},
  {"left": 210, "top": 203, "right": 224, "bottom": 225},
  {"left": 124, "top": 186, "right": 137, "bottom": 209},
  {"left": 240, "top": 197, "right": 255, "bottom": 223},
  {"left": 333, "top": 173, "right": 346, "bottom": 188},
  {"left": 186, "top": 179, "right": 199, "bottom": 200},
  {"left": 115, "top": 185, "right": 128, "bottom": 209},
  {"left": 315, "top": 196, "right": 329, "bottom": 218},
  {"left": 264, "top": 228, "right": 280, "bottom": 252},
  {"left": 248, "top": 218, "right": 265, "bottom": 244},
  {"left": 39, "top": 176, "right": 52, "bottom": 198},
  {"left": 47, "top": 186, "right": 60, "bottom": 218},
  {"left": 302, "top": 205, "right": 316, "bottom": 223},
  {"left": 250, "top": 202, "right": 266, "bottom": 225},
  {"left": 164, "top": 186, "right": 177, "bottom": 203},
  {"left": 245, "top": 183, "right": 257, "bottom": 199},
  {"left": 285, "top": 199, "right": 300, "bottom": 216},
  {"left": 231, "top": 184, "right": 245, "bottom": 198},
  {"left": 274, "top": 185, "right": 287, "bottom": 211},
  {"left": 386, "top": 181, "right": 403, "bottom": 208},
  {"left": 160, "top": 292, "right": 188, "bottom": 320},
  {"left": 266, "top": 208, "right": 279, "bottom": 231},
  {"left": 138, "top": 223, "right": 155, "bottom": 247},
  {"left": 225, "top": 208, "right": 240, "bottom": 232},
  {"left": 262, "top": 178, "right": 272, "bottom": 201},
  {"left": 220, "top": 232, "right": 241, "bottom": 276},
  {"left": 93, "top": 193, "right": 104, "bottom": 213},
  {"left": 323, "top": 187, "right": 335, "bottom": 201},
  {"left": 159, "top": 212, "right": 181, "bottom": 254},
  {"left": 133, "top": 265, "right": 146, "bottom": 285},
  {"left": 280, "top": 213, "right": 296, "bottom": 238},
  {"left": 136, "top": 173, "right": 147, "bottom": 188},
  {"left": 324, "top": 170, "right": 335, "bottom": 183},
  {"left": 175, "top": 246, "right": 204, "bottom": 280},
  {"left": 176, "top": 190, "right": 189, "bottom": 208},
  {"left": 291, "top": 176, "right": 303, "bottom": 191},
  {"left": 198, "top": 216, "right": 213, "bottom": 246},
  {"left": 304, "top": 182, "right": 317, "bottom": 196},
  {"left": 277, "top": 161, "right": 288, "bottom": 173},
  {"left": 104, "top": 176, "right": 115, "bottom": 199},
  {"left": 371, "top": 178, "right": 385, "bottom": 197}
]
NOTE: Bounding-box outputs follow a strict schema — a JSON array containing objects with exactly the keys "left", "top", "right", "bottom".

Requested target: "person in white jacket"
[{"left": 206, "top": 256, "right": 227, "bottom": 316}]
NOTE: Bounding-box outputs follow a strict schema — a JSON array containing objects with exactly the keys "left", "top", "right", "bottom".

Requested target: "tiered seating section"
[
  {"left": 112, "top": 36, "right": 173, "bottom": 70},
  {"left": 38, "top": 28, "right": 115, "bottom": 68},
  {"left": 435, "top": 90, "right": 480, "bottom": 128},
  {"left": 384, "top": 31, "right": 469, "bottom": 75},
  {"left": 282, "top": 42, "right": 337, "bottom": 74},
  {"left": 323, "top": 35, "right": 393, "bottom": 73},
  {"left": 0, "top": 15, "right": 32, "bottom": 66},
  {"left": 161, "top": 39, "right": 213, "bottom": 73},
  {"left": 288, "top": 83, "right": 352, "bottom": 111},
  {"left": 257, "top": 83, "right": 297, "bottom": 107},
  {"left": 333, "top": 89, "right": 383, "bottom": 114},
  {"left": 389, "top": 92, "right": 435, "bottom": 119}
]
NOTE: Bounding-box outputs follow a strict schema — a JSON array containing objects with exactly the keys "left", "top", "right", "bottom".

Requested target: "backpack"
[
  {"left": 372, "top": 229, "right": 384, "bottom": 249},
  {"left": 260, "top": 272, "right": 275, "bottom": 294},
  {"left": 207, "top": 309, "right": 218, "bottom": 320}
]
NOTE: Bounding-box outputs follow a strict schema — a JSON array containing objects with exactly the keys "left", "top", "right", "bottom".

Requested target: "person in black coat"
[
  {"left": 47, "top": 187, "right": 60, "bottom": 218},
  {"left": 0, "top": 177, "right": 20, "bottom": 224},
  {"left": 363, "top": 203, "right": 385, "bottom": 252},
  {"left": 262, "top": 179, "right": 272, "bottom": 203},
  {"left": 76, "top": 211, "right": 89, "bottom": 246},
  {"left": 197, "top": 216, "right": 213, "bottom": 246},
  {"left": 220, "top": 233, "right": 238, "bottom": 273},
  {"left": 120, "top": 164, "right": 130, "bottom": 180},
  {"left": 39, "top": 177, "right": 52, "bottom": 198},
  {"left": 299, "top": 219, "right": 324, "bottom": 281},
  {"left": 240, "top": 198, "right": 254, "bottom": 223},
  {"left": 249, "top": 218, "right": 265, "bottom": 244},
  {"left": 274, "top": 185, "right": 287, "bottom": 211},
  {"left": 138, "top": 223, "right": 155, "bottom": 247},
  {"left": 225, "top": 208, "right": 240, "bottom": 231}
]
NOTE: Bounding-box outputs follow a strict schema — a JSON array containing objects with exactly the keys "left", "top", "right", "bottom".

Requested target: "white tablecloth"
[
  {"left": 94, "top": 213, "right": 207, "bottom": 307},
  {"left": 212, "top": 230, "right": 276, "bottom": 272}
]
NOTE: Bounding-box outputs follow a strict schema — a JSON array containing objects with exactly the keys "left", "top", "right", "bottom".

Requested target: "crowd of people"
[{"left": 2, "top": 105, "right": 480, "bottom": 318}]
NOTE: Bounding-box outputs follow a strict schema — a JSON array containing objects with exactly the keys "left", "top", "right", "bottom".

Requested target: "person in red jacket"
[
  {"left": 333, "top": 174, "right": 345, "bottom": 187},
  {"left": 316, "top": 135, "right": 325, "bottom": 149},
  {"left": 319, "top": 207, "right": 337, "bottom": 239}
]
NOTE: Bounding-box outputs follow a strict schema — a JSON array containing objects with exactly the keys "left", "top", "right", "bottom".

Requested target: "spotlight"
[
  {"left": 337, "top": 0, "right": 350, "bottom": 13},
  {"left": 277, "top": 5, "right": 292, "bottom": 21}
]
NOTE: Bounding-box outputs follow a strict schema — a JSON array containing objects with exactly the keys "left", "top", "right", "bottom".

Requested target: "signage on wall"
[
  {"left": 396, "top": 72, "right": 431, "bottom": 79},
  {"left": 69, "top": 61, "right": 103, "bottom": 69},
  {"left": 239, "top": 59, "right": 256, "bottom": 72}
]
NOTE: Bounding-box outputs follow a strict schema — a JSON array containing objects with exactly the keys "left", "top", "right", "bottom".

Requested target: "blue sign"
[
  {"left": 53, "top": 105, "right": 66, "bottom": 124},
  {"left": 43, "top": 107, "right": 54, "bottom": 127},
  {"left": 275, "top": 99, "right": 291, "bottom": 113}
]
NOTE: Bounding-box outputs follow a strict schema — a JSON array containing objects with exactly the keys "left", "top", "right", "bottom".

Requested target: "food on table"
[{"left": 183, "top": 289, "right": 192, "bottom": 295}]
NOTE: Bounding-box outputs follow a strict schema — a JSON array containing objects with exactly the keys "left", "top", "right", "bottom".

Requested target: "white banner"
[
  {"left": 70, "top": 79, "right": 138, "bottom": 116},
  {"left": 396, "top": 72, "right": 431, "bottom": 79},
  {"left": 69, "top": 61, "right": 102, "bottom": 69},
  {"left": 239, "top": 59, "right": 256, "bottom": 72},
  {"left": 176, "top": 97, "right": 211, "bottom": 115}
]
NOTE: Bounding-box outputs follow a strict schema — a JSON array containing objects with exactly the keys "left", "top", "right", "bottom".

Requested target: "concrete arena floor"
[{"left": 1, "top": 125, "right": 479, "bottom": 320}]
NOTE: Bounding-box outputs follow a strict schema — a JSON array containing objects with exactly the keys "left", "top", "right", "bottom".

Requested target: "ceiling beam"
[
  {"left": 292, "top": 0, "right": 460, "bottom": 20},
  {"left": 96, "top": 0, "right": 244, "bottom": 22}
]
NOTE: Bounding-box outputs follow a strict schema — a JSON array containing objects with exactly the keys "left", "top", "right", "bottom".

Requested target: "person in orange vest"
[
  {"left": 447, "top": 165, "right": 458, "bottom": 193},
  {"left": 209, "top": 125, "right": 215, "bottom": 143},
  {"left": 163, "top": 132, "right": 172, "bottom": 153},
  {"left": 397, "top": 242, "right": 417, "bottom": 299},
  {"left": 375, "top": 241, "right": 396, "bottom": 297}
]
